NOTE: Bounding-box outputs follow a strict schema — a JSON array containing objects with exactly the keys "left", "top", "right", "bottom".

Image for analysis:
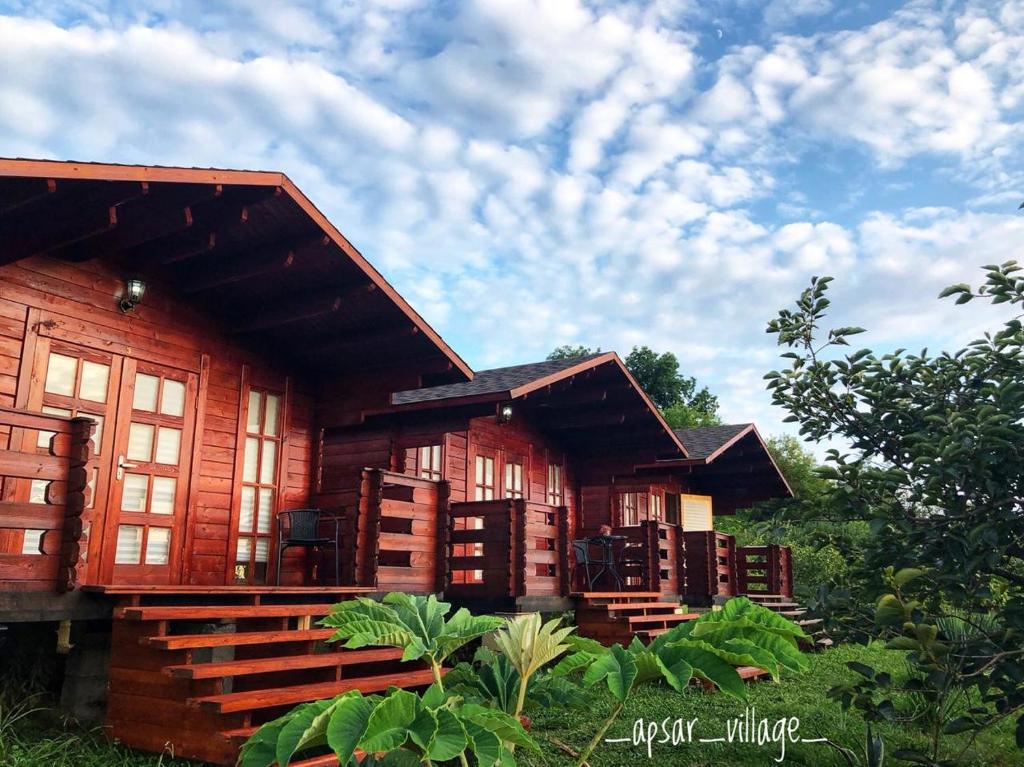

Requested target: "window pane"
[
  {"left": 257, "top": 488, "right": 273, "bottom": 533},
  {"left": 264, "top": 395, "right": 280, "bottom": 437},
  {"left": 44, "top": 353, "right": 77, "bottom": 396},
  {"left": 79, "top": 361, "right": 110, "bottom": 402},
  {"left": 29, "top": 480, "right": 50, "bottom": 504},
  {"left": 160, "top": 379, "right": 186, "bottom": 416},
  {"left": 254, "top": 538, "right": 269, "bottom": 563},
  {"left": 133, "top": 374, "right": 159, "bottom": 411},
  {"left": 243, "top": 437, "right": 259, "bottom": 482},
  {"left": 485, "top": 458, "right": 493, "bottom": 485},
  {"left": 155, "top": 427, "right": 181, "bottom": 465},
  {"left": 86, "top": 468, "right": 97, "bottom": 509},
  {"left": 115, "top": 525, "right": 143, "bottom": 564},
  {"left": 145, "top": 528, "right": 171, "bottom": 565},
  {"left": 247, "top": 391, "right": 262, "bottom": 432},
  {"left": 475, "top": 456, "right": 484, "bottom": 485},
  {"left": 121, "top": 474, "right": 148, "bottom": 511},
  {"left": 38, "top": 406, "right": 72, "bottom": 448},
  {"left": 87, "top": 413, "right": 104, "bottom": 453},
  {"left": 239, "top": 486, "right": 255, "bottom": 533},
  {"left": 260, "top": 440, "right": 277, "bottom": 484},
  {"left": 151, "top": 477, "right": 176, "bottom": 514},
  {"left": 21, "top": 529, "right": 45, "bottom": 555},
  {"left": 236, "top": 537, "right": 251, "bottom": 562},
  {"left": 127, "top": 423, "right": 155, "bottom": 462}
]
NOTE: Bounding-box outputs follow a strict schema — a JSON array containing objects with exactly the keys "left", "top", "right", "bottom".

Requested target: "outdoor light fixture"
[
  {"left": 119, "top": 277, "right": 146, "bottom": 313},
  {"left": 498, "top": 404, "right": 514, "bottom": 423}
]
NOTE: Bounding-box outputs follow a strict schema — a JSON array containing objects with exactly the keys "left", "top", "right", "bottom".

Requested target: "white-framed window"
[
  {"left": 504, "top": 459, "right": 524, "bottom": 499},
  {"left": 474, "top": 455, "right": 495, "bottom": 501},
  {"left": 546, "top": 463, "right": 563, "bottom": 505},
  {"left": 418, "top": 444, "right": 443, "bottom": 481},
  {"left": 621, "top": 492, "right": 639, "bottom": 526}
]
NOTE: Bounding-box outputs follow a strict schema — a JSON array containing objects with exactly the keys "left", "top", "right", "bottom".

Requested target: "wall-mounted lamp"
[
  {"left": 497, "top": 403, "right": 514, "bottom": 423},
  {"left": 119, "top": 277, "right": 147, "bottom": 313}
]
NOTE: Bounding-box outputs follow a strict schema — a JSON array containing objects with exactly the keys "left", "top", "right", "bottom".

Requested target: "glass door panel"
[{"left": 103, "top": 360, "right": 197, "bottom": 584}]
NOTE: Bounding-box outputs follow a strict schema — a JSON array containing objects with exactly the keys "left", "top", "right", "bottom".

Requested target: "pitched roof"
[
  {"left": 0, "top": 157, "right": 472, "bottom": 381},
  {"left": 391, "top": 353, "right": 606, "bottom": 405},
  {"left": 673, "top": 424, "right": 753, "bottom": 461}
]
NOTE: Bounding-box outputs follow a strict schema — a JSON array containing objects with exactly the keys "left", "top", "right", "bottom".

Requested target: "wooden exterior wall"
[{"left": 0, "top": 255, "right": 313, "bottom": 588}]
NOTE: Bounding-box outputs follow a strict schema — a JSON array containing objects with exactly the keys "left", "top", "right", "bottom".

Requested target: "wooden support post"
[
  {"left": 557, "top": 505, "right": 570, "bottom": 597},
  {"left": 435, "top": 480, "right": 451, "bottom": 594},
  {"left": 59, "top": 417, "right": 94, "bottom": 592}
]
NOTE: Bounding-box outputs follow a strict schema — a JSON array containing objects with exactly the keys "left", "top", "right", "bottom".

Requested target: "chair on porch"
[
  {"left": 572, "top": 537, "right": 623, "bottom": 591},
  {"left": 276, "top": 509, "right": 341, "bottom": 585}
]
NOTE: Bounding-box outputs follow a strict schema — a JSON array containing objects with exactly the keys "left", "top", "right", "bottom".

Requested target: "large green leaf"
[
  {"left": 326, "top": 693, "right": 375, "bottom": 765},
  {"left": 719, "top": 639, "right": 783, "bottom": 680},
  {"left": 551, "top": 649, "right": 598, "bottom": 677},
  {"left": 684, "top": 623, "right": 808, "bottom": 673},
  {"left": 492, "top": 612, "right": 574, "bottom": 683},
  {"left": 690, "top": 599, "right": 808, "bottom": 641},
  {"left": 464, "top": 720, "right": 503, "bottom": 767},
  {"left": 667, "top": 643, "right": 746, "bottom": 700},
  {"left": 583, "top": 644, "right": 637, "bottom": 702},
  {"left": 652, "top": 645, "right": 695, "bottom": 692},
  {"left": 428, "top": 708, "right": 468, "bottom": 762},
  {"left": 458, "top": 703, "right": 539, "bottom": 750},
  {"left": 275, "top": 697, "right": 336, "bottom": 766},
  {"left": 238, "top": 712, "right": 291, "bottom": 767},
  {"left": 407, "top": 707, "right": 437, "bottom": 753},
  {"left": 359, "top": 689, "right": 420, "bottom": 753}
]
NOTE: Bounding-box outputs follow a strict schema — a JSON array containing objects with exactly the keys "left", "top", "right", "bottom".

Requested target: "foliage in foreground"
[
  {"left": 765, "top": 263, "right": 1024, "bottom": 764},
  {"left": 239, "top": 595, "right": 808, "bottom": 766}
]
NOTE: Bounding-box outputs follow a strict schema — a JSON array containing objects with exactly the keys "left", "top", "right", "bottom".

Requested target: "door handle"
[{"left": 117, "top": 454, "right": 138, "bottom": 481}]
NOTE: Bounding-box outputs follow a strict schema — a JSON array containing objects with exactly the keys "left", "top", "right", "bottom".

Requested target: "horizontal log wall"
[
  {"left": 0, "top": 256, "right": 313, "bottom": 588},
  {"left": 0, "top": 407, "right": 93, "bottom": 591}
]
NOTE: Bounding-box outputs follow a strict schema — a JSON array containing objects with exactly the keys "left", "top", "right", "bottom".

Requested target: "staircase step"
[
  {"left": 144, "top": 628, "right": 335, "bottom": 650},
  {"left": 626, "top": 612, "right": 699, "bottom": 626},
  {"left": 777, "top": 610, "right": 807, "bottom": 618},
  {"left": 743, "top": 594, "right": 791, "bottom": 602},
  {"left": 797, "top": 618, "right": 823, "bottom": 628},
  {"left": 118, "top": 604, "right": 335, "bottom": 621},
  {"left": 165, "top": 648, "right": 404, "bottom": 679},
  {"left": 591, "top": 601, "right": 684, "bottom": 613},
  {"left": 575, "top": 591, "right": 661, "bottom": 600},
  {"left": 191, "top": 669, "right": 438, "bottom": 713}
]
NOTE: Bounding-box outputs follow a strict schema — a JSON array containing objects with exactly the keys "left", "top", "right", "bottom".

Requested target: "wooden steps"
[
  {"left": 192, "top": 669, "right": 438, "bottom": 713},
  {"left": 105, "top": 587, "right": 434, "bottom": 766},
  {"left": 118, "top": 604, "right": 336, "bottom": 620},
  {"left": 744, "top": 593, "right": 832, "bottom": 651},
  {"left": 144, "top": 627, "right": 336, "bottom": 650},
  {"left": 574, "top": 592, "right": 696, "bottom": 646},
  {"left": 165, "top": 648, "right": 405, "bottom": 679}
]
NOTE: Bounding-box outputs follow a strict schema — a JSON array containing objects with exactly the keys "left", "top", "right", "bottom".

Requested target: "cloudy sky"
[{"left": 1, "top": 0, "right": 1023, "bottom": 447}]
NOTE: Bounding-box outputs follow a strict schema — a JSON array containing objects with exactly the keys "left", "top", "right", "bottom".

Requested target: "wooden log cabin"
[{"left": 0, "top": 158, "right": 795, "bottom": 763}]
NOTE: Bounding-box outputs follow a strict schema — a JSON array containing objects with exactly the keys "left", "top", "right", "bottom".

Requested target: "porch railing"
[
  {"left": 446, "top": 498, "right": 568, "bottom": 601},
  {"left": 0, "top": 406, "right": 94, "bottom": 592},
  {"left": 609, "top": 522, "right": 683, "bottom": 596},
  {"left": 341, "top": 469, "right": 448, "bottom": 592},
  {"left": 682, "top": 531, "right": 737, "bottom": 603},
  {"left": 736, "top": 544, "right": 794, "bottom": 598}
]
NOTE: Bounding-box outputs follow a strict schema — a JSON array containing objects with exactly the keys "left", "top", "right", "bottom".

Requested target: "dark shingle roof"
[
  {"left": 391, "top": 354, "right": 607, "bottom": 405},
  {"left": 673, "top": 424, "right": 752, "bottom": 460}
]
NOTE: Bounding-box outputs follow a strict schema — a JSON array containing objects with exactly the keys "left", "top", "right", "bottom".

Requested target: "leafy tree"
[
  {"left": 546, "top": 344, "right": 720, "bottom": 427},
  {"left": 546, "top": 345, "right": 600, "bottom": 360},
  {"left": 765, "top": 264, "right": 1024, "bottom": 762}
]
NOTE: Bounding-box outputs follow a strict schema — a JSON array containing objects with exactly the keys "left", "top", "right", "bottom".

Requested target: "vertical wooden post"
[
  {"left": 512, "top": 499, "right": 526, "bottom": 598},
  {"left": 435, "top": 480, "right": 451, "bottom": 593},
  {"left": 767, "top": 544, "right": 780, "bottom": 595},
  {"left": 675, "top": 525, "right": 686, "bottom": 597},
  {"left": 557, "top": 505, "right": 570, "bottom": 597},
  {"left": 361, "top": 469, "right": 384, "bottom": 587},
  {"left": 59, "top": 417, "right": 94, "bottom": 592}
]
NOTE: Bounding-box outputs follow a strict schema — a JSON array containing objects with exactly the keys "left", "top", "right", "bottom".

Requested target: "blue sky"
[{"left": 1, "top": 0, "right": 1023, "bottom": 449}]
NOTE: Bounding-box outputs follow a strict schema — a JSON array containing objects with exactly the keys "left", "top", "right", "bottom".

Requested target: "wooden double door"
[{"left": 27, "top": 339, "right": 198, "bottom": 584}]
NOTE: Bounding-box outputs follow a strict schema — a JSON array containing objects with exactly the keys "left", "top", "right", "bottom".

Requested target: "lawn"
[{"left": 1, "top": 643, "right": 1017, "bottom": 767}]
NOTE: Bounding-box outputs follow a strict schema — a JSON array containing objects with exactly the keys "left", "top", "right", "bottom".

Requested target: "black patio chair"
[
  {"left": 572, "top": 536, "right": 623, "bottom": 591},
  {"left": 276, "top": 508, "right": 340, "bottom": 585}
]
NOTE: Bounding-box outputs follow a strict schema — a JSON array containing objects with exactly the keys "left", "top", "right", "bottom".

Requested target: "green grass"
[
  {"left": 519, "top": 642, "right": 1018, "bottom": 767},
  {"left": 2, "top": 643, "right": 1017, "bottom": 766}
]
